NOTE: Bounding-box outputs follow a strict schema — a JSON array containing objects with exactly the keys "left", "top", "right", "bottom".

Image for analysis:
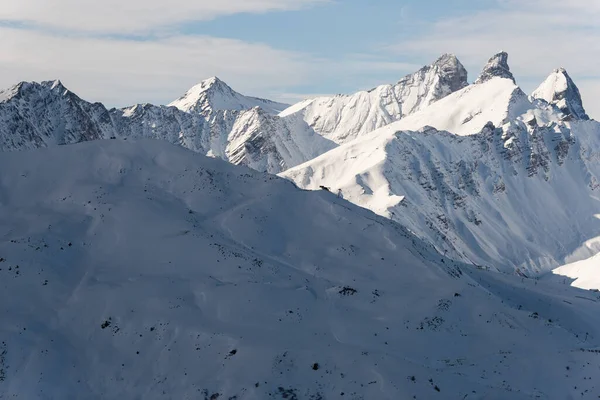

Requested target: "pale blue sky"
[{"left": 1, "top": 0, "right": 599, "bottom": 116}]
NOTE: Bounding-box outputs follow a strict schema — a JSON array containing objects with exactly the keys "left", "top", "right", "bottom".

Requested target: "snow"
[
  {"left": 0, "top": 80, "right": 326, "bottom": 174},
  {"left": 388, "top": 77, "right": 531, "bottom": 136},
  {"left": 533, "top": 69, "right": 570, "bottom": 101},
  {"left": 552, "top": 253, "right": 600, "bottom": 290},
  {"left": 532, "top": 68, "right": 589, "bottom": 120},
  {"left": 278, "top": 54, "right": 468, "bottom": 144},
  {"left": 1, "top": 139, "right": 600, "bottom": 399},
  {"left": 281, "top": 83, "right": 600, "bottom": 275},
  {"left": 0, "top": 85, "right": 19, "bottom": 103},
  {"left": 168, "top": 77, "right": 289, "bottom": 115}
]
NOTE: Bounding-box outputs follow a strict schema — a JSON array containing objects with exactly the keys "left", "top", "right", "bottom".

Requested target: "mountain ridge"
[
  {"left": 1, "top": 138, "right": 599, "bottom": 399},
  {"left": 0, "top": 78, "right": 332, "bottom": 174},
  {"left": 278, "top": 53, "right": 469, "bottom": 143},
  {"left": 281, "top": 55, "right": 600, "bottom": 278}
]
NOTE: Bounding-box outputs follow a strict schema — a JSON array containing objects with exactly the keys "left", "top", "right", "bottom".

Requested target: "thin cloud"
[
  {"left": 387, "top": 0, "right": 600, "bottom": 117},
  {"left": 0, "top": 27, "right": 420, "bottom": 108},
  {"left": 0, "top": 27, "right": 314, "bottom": 107},
  {"left": 0, "top": 0, "right": 329, "bottom": 34}
]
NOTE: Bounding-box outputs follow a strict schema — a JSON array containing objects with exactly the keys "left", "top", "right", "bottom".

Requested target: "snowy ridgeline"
[
  {"left": 0, "top": 54, "right": 472, "bottom": 174},
  {"left": 0, "top": 139, "right": 600, "bottom": 399},
  {"left": 0, "top": 78, "right": 334, "bottom": 175},
  {"left": 282, "top": 56, "right": 600, "bottom": 279},
  {"left": 2, "top": 52, "right": 600, "bottom": 284}
]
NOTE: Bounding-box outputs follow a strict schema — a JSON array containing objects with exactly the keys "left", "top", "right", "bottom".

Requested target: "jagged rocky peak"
[
  {"left": 475, "top": 51, "right": 515, "bottom": 84},
  {"left": 0, "top": 80, "right": 72, "bottom": 103},
  {"left": 532, "top": 68, "right": 589, "bottom": 120},
  {"left": 430, "top": 53, "right": 469, "bottom": 91},
  {"left": 41, "top": 79, "right": 66, "bottom": 90}
]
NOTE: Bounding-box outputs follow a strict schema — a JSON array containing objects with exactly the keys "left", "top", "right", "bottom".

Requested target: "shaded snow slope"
[
  {"left": 0, "top": 80, "right": 330, "bottom": 174},
  {"left": 282, "top": 90, "right": 600, "bottom": 275},
  {"left": 168, "top": 77, "right": 289, "bottom": 115},
  {"left": 279, "top": 54, "right": 468, "bottom": 143},
  {"left": 1, "top": 139, "right": 600, "bottom": 399}
]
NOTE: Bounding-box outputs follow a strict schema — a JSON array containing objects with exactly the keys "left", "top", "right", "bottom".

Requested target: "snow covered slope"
[
  {"left": 552, "top": 253, "right": 600, "bottom": 290},
  {"left": 113, "top": 103, "right": 335, "bottom": 174},
  {"left": 0, "top": 79, "right": 331, "bottom": 174},
  {"left": 282, "top": 54, "right": 600, "bottom": 276},
  {"left": 168, "top": 77, "right": 289, "bottom": 115},
  {"left": 387, "top": 53, "right": 543, "bottom": 136},
  {"left": 1, "top": 139, "right": 600, "bottom": 399},
  {"left": 279, "top": 54, "right": 468, "bottom": 143}
]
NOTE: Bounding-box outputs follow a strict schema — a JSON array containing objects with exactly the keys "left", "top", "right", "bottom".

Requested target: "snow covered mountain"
[
  {"left": 0, "top": 80, "right": 114, "bottom": 150},
  {"left": 532, "top": 68, "right": 590, "bottom": 120},
  {"left": 0, "top": 79, "right": 332, "bottom": 174},
  {"left": 168, "top": 76, "right": 289, "bottom": 115},
  {"left": 282, "top": 52, "right": 600, "bottom": 278},
  {"left": 279, "top": 54, "right": 468, "bottom": 143},
  {"left": 1, "top": 139, "right": 600, "bottom": 399}
]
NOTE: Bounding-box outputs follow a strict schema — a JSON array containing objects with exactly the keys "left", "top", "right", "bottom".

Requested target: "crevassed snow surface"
[{"left": 1, "top": 139, "right": 600, "bottom": 399}]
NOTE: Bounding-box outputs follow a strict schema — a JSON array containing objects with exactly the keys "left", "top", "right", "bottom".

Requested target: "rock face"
[
  {"left": 0, "top": 79, "right": 333, "bottom": 174},
  {"left": 0, "top": 55, "right": 472, "bottom": 171},
  {"left": 282, "top": 53, "right": 600, "bottom": 276},
  {"left": 279, "top": 54, "right": 469, "bottom": 143},
  {"left": 0, "top": 81, "right": 114, "bottom": 150},
  {"left": 475, "top": 52, "right": 515, "bottom": 84},
  {"left": 532, "top": 68, "right": 589, "bottom": 120}
]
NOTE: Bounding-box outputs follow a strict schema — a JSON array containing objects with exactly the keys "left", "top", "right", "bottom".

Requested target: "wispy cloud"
[
  {"left": 0, "top": 27, "right": 315, "bottom": 106},
  {"left": 0, "top": 26, "right": 421, "bottom": 108},
  {"left": 386, "top": 0, "right": 600, "bottom": 117},
  {"left": 0, "top": 0, "right": 330, "bottom": 34}
]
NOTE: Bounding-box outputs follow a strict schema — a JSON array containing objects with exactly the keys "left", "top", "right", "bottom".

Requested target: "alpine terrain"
[
  {"left": 1, "top": 139, "right": 599, "bottom": 399},
  {"left": 282, "top": 52, "right": 600, "bottom": 281},
  {"left": 0, "top": 78, "right": 334, "bottom": 174}
]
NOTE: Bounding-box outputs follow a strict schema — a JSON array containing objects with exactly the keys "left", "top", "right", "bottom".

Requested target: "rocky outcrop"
[
  {"left": 475, "top": 52, "right": 515, "bottom": 84},
  {"left": 279, "top": 54, "right": 469, "bottom": 143},
  {"left": 0, "top": 79, "right": 332, "bottom": 174}
]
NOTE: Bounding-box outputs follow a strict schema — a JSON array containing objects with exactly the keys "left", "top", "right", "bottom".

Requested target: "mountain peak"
[
  {"left": 197, "top": 76, "right": 229, "bottom": 91},
  {"left": 42, "top": 79, "right": 64, "bottom": 89},
  {"left": 429, "top": 53, "right": 468, "bottom": 91},
  {"left": 168, "top": 77, "right": 288, "bottom": 115},
  {"left": 475, "top": 51, "right": 515, "bottom": 84},
  {"left": 1, "top": 80, "right": 72, "bottom": 103},
  {"left": 432, "top": 53, "right": 460, "bottom": 68},
  {"left": 532, "top": 68, "right": 589, "bottom": 120}
]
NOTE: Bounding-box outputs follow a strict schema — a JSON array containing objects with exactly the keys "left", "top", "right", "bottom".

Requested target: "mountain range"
[
  {"left": 0, "top": 52, "right": 599, "bottom": 281},
  {"left": 283, "top": 52, "right": 600, "bottom": 278},
  {"left": 1, "top": 139, "right": 599, "bottom": 399}
]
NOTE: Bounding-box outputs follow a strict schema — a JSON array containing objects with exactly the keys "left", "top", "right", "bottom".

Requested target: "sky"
[{"left": 1, "top": 0, "right": 599, "bottom": 117}]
